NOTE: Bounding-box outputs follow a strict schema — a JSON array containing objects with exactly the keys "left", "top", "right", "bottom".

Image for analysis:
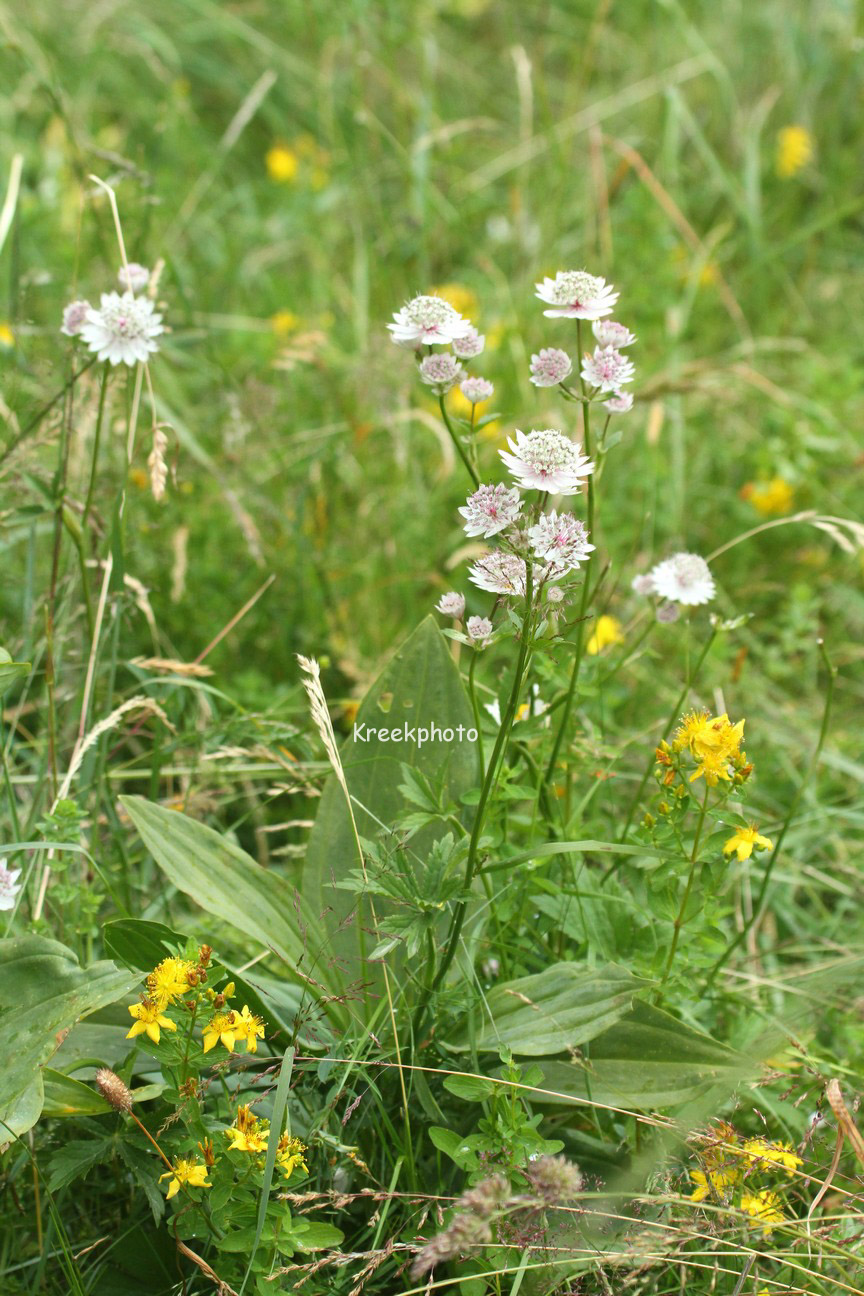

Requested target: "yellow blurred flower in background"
[
  {"left": 266, "top": 144, "right": 299, "bottom": 183},
  {"left": 586, "top": 615, "right": 624, "bottom": 656},
  {"left": 0, "top": 323, "right": 15, "bottom": 348},
  {"left": 776, "top": 125, "right": 813, "bottom": 178},
  {"left": 430, "top": 283, "right": 478, "bottom": 319},
  {"left": 270, "top": 309, "right": 300, "bottom": 336},
  {"left": 741, "top": 477, "right": 795, "bottom": 516}
]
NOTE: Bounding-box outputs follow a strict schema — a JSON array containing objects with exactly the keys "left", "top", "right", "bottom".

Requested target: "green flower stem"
[
  {"left": 82, "top": 364, "right": 109, "bottom": 536},
  {"left": 656, "top": 784, "right": 710, "bottom": 1000},
  {"left": 438, "top": 394, "right": 479, "bottom": 488},
  {"left": 467, "top": 648, "right": 485, "bottom": 773}
]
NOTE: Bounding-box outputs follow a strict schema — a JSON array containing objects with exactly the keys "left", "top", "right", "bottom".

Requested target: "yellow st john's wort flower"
[
  {"left": 225, "top": 1105, "right": 269, "bottom": 1154},
  {"left": 159, "top": 1157, "right": 212, "bottom": 1200},
  {"left": 266, "top": 143, "right": 299, "bottom": 183},
  {"left": 742, "top": 1137, "right": 802, "bottom": 1176},
  {"left": 689, "top": 1167, "right": 739, "bottom": 1202},
  {"left": 776, "top": 125, "right": 813, "bottom": 178},
  {"left": 276, "top": 1132, "right": 308, "bottom": 1179},
  {"left": 233, "top": 1004, "right": 266, "bottom": 1054},
  {"left": 146, "top": 956, "right": 196, "bottom": 1010},
  {"left": 586, "top": 615, "right": 624, "bottom": 656},
  {"left": 723, "top": 826, "right": 774, "bottom": 862},
  {"left": 126, "top": 999, "right": 178, "bottom": 1044},
  {"left": 202, "top": 1009, "right": 239, "bottom": 1053},
  {"left": 740, "top": 1188, "right": 786, "bottom": 1233},
  {"left": 741, "top": 476, "right": 795, "bottom": 517}
]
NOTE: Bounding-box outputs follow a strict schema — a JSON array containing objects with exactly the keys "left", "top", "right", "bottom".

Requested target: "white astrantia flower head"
[
  {"left": 60, "top": 299, "right": 91, "bottom": 337},
  {"left": 459, "top": 482, "right": 523, "bottom": 538},
  {"left": 79, "top": 292, "right": 163, "bottom": 366},
  {"left": 118, "top": 262, "right": 150, "bottom": 293},
  {"left": 418, "top": 352, "right": 463, "bottom": 394},
  {"left": 656, "top": 601, "right": 681, "bottom": 623},
  {"left": 0, "top": 857, "right": 22, "bottom": 912},
  {"left": 500, "top": 428, "right": 594, "bottom": 495},
  {"left": 452, "top": 326, "right": 485, "bottom": 359},
  {"left": 529, "top": 347, "right": 572, "bottom": 387},
  {"left": 604, "top": 390, "right": 634, "bottom": 414},
  {"left": 535, "top": 270, "right": 618, "bottom": 320},
  {"left": 581, "top": 345, "right": 635, "bottom": 393},
  {"left": 468, "top": 550, "right": 528, "bottom": 597},
  {"left": 436, "top": 591, "right": 465, "bottom": 618},
  {"left": 527, "top": 510, "right": 595, "bottom": 574},
  {"left": 592, "top": 319, "right": 636, "bottom": 348},
  {"left": 466, "top": 615, "right": 493, "bottom": 643},
  {"left": 631, "top": 573, "right": 655, "bottom": 596},
  {"left": 387, "top": 294, "right": 472, "bottom": 347},
  {"left": 649, "top": 552, "right": 715, "bottom": 606},
  {"left": 460, "top": 376, "right": 494, "bottom": 404}
]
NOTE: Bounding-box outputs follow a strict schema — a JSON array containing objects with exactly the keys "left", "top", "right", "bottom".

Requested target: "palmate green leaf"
[
  {"left": 446, "top": 963, "right": 648, "bottom": 1055},
  {"left": 119, "top": 796, "right": 346, "bottom": 1013},
  {"left": 0, "top": 935, "right": 137, "bottom": 1128}
]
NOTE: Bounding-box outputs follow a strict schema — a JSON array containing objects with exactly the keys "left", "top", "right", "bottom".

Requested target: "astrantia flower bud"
[
  {"left": 656, "top": 600, "right": 681, "bottom": 623},
  {"left": 419, "top": 352, "right": 463, "bottom": 394},
  {"left": 592, "top": 319, "right": 636, "bottom": 348},
  {"left": 546, "top": 585, "right": 565, "bottom": 604},
  {"left": 528, "top": 511, "right": 594, "bottom": 574},
  {"left": 436, "top": 592, "right": 465, "bottom": 618},
  {"left": 95, "top": 1067, "right": 133, "bottom": 1113},
  {"left": 459, "top": 482, "right": 522, "bottom": 538},
  {"left": 631, "top": 573, "right": 655, "bottom": 596},
  {"left": 581, "top": 345, "right": 635, "bottom": 393},
  {"left": 466, "top": 615, "right": 493, "bottom": 643},
  {"left": 118, "top": 262, "right": 150, "bottom": 293},
  {"left": 459, "top": 376, "right": 494, "bottom": 404},
  {"left": 605, "top": 390, "right": 634, "bottom": 414},
  {"left": 60, "top": 300, "right": 91, "bottom": 338},
  {"left": 452, "top": 326, "right": 485, "bottom": 359},
  {"left": 529, "top": 347, "right": 572, "bottom": 387},
  {"left": 535, "top": 269, "right": 618, "bottom": 320}
]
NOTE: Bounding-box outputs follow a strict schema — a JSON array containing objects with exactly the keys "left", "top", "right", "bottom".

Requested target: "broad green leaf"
[
  {"left": 446, "top": 963, "right": 647, "bottom": 1055},
  {"left": 102, "top": 918, "right": 184, "bottom": 972},
  {"left": 42, "top": 1069, "right": 111, "bottom": 1117},
  {"left": 303, "top": 617, "right": 477, "bottom": 978},
  {"left": 0, "top": 647, "right": 30, "bottom": 697},
  {"left": 293, "top": 1220, "right": 345, "bottom": 1250},
  {"left": 443, "top": 1074, "right": 495, "bottom": 1102},
  {"left": 119, "top": 796, "right": 345, "bottom": 1011},
  {"left": 0, "top": 1075, "right": 43, "bottom": 1139}
]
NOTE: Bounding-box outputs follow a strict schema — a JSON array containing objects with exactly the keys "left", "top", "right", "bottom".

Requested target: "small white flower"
[
  {"left": 388, "top": 294, "right": 472, "bottom": 347},
  {"left": 117, "top": 262, "right": 150, "bottom": 293},
  {"left": 529, "top": 347, "right": 572, "bottom": 387},
  {"left": 460, "top": 376, "right": 494, "bottom": 404},
  {"left": 535, "top": 270, "right": 618, "bottom": 320},
  {"left": 459, "top": 483, "right": 522, "bottom": 538},
  {"left": 631, "top": 573, "right": 655, "bottom": 596},
  {"left": 79, "top": 292, "right": 163, "bottom": 366},
  {"left": 604, "top": 390, "right": 634, "bottom": 414},
  {"left": 418, "top": 352, "right": 463, "bottom": 394},
  {"left": 592, "top": 320, "right": 636, "bottom": 348},
  {"left": 581, "top": 346, "right": 635, "bottom": 393},
  {"left": 452, "top": 326, "right": 485, "bottom": 359},
  {"left": 649, "top": 553, "right": 715, "bottom": 606},
  {"left": 466, "top": 615, "right": 493, "bottom": 643},
  {"left": 436, "top": 591, "right": 465, "bottom": 618},
  {"left": 546, "top": 585, "right": 565, "bottom": 604},
  {"left": 528, "top": 511, "right": 594, "bottom": 574},
  {"left": 500, "top": 428, "right": 594, "bottom": 495},
  {"left": 0, "top": 857, "right": 22, "bottom": 912},
  {"left": 60, "top": 300, "right": 91, "bottom": 337},
  {"left": 468, "top": 550, "right": 528, "bottom": 597}
]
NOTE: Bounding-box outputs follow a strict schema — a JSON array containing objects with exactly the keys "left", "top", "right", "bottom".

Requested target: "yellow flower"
[
  {"left": 586, "top": 615, "right": 624, "bottom": 656},
  {"left": 723, "top": 826, "right": 774, "bottom": 862},
  {"left": 266, "top": 144, "right": 299, "bottom": 183},
  {"left": 742, "top": 1138, "right": 801, "bottom": 1176},
  {"left": 233, "top": 1004, "right": 266, "bottom": 1054},
  {"left": 276, "top": 1132, "right": 308, "bottom": 1179},
  {"left": 741, "top": 477, "right": 795, "bottom": 517},
  {"left": 159, "top": 1157, "right": 211, "bottom": 1200},
  {"left": 202, "top": 1009, "right": 239, "bottom": 1054},
  {"left": 146, "top": 957, "right": 196, "bottom": 1010},
  {"left": 689, "top": 1167, "right": 738, "bottom": 1202},
  {"left": 430, "top": 282, "right": 478, "bottom": 319},
  {"left": 270, "top": 309, "right": 299, "bottom": 336},
  {"left": 672, "top": 710, "right": 711, "bottom": 754},
  {"left": 740, "top": 1189, "right": 785, "bottom": 1233},
  {"left": 225, "top": 1104, "right": 269, "bottom": 1154},
  {"left": 776, "top": 125, "right": 813, "bottom": 178},
  {"left": 0, "top": 322, "right": 15, "bottom": 348},
  {"left": 126, "top": 999, "right": 177, "bottom": 1045},
  {"left": 683, "top": 713, "right": 746, "bottom": 786}
]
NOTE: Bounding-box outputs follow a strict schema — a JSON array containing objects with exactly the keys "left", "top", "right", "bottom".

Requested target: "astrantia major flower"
[
  {"left": 604, "top": 390, "right": 634, "bottom": 414},
  {"left": 527, "top": 510, "right": 594, "bottom": 573},
  {"left": 117, "top": 262, "right": 150, "bottom": 293},
  {"left": 535, "top": 269, "right": 618, "bottom": 320},
  {"left": 500, "top": 428, "right": 594, "bottom": 495},
  {"left": 126, "top": 999, "right": 177, "bottom": 1045},
  {"left": 459, "top": 482, "right": 523, "bottom": 538},
  {"left": 466, "top": 615, "right": 493, "bottom": 643},
  {"left": 459, "top": 375, "right": 494, "bottom": 404},
  {"left": 388, "top": 294, "right": 472, "bottom": 347},
  {"left": 60, "top": 299, "right": 91, "bottom": 338},
  {"left": 592, "top": 319, "right": 636, "bottom": 348},
  {"left": 418, "top": 352, "right": 463, "bottom": 394},
  {"left": 529, "top": 347, "right": 572, "bottom": 387},
  {"left": 581, "top": 345, "right": 635, "bottom": 393},
  {"left": 723, "top": 826, "right": 774, "bottom": 862},
  {"left": 468, "top": 550, "right": 528, "bottom": 597},
  {"left": 0, "top": 857, "right": 21, "bottom": 911},
  {"left": 436, "top": 591, "right": 465, "bottom": 618},
  {"left": 452, "top": 326, "right": 485, "bottom": 359},
  {"left": 649, "top": 552, "right": 715, "bottom": 606},
  {"left": 80, "top": 292, "right": 163, "bottom": 366},
  {"left": 159, "top": 1157, "right": 212, "bottom": 1200}
]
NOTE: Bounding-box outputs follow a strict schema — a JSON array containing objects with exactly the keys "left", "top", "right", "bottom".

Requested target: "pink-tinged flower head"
[
  {"left": 452, "top": 326, "right": 485, "bottom": 359},
  {"left": 436, "top": 591, "right": 465, "bottom": 618},
  {"left": 500, "top": 428, "right": 594, "bottom": 495},
  {"left": 0, "top": 857, "right": 22, "bottom": 912},
  {"left": 418, "top": 352, "right": 463, "bottom": 394},
  {"left": 527, "top": 511, "right": 594, "bottom": 574},
  {"left": 535, "top": 270, "right": 618, "bottom": 320},
  {"left": 656, "top": 601, "right": 681, "bottom": 623},
  {"left": 460, "top": 376, "right": 494, "bottom": 404},
  {"left": 79, "top": 292, "right": 163, "bottom": 366},
  {"left": 60, "top": 299, "right": 91, "bottom": 337},
  {"left": 459, "top": 482, "right": 523, "bottom": 538},
  {"left": 604, "top": 390, "right": 634, "bottom": 414},
  {"left": 530, "top": 347, "right": 572, "bottom": 387},
  {"left": 581, "top": 346, "right": 635, "bottom": 393},
  {"left": 649, "top": 553, "right": 715, "bottom": 606},
  {"left": 546, "top": 585, "right": 565, "bottom": 604},
  {"left": 592, "top": 319, "right": 636, "bottom": 348},
  {"left": 466, "top": 615, "right": 493, "bottom": 643},
  {"left": 387, "top": 294, "right": 472, "bottom": 347},
  {"left": 631, "top": 573, "right": 655, "bottom": 596},
  {"left": 468, "top": 551, "right": 528, "bottom": 597},
  {"left": 118, "top": 262, "right": 150, "bottom": 293}
]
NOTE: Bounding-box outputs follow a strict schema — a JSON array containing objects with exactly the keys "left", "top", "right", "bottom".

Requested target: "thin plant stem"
[
  {"left": 81, "top": 364, "right": 109, "bottom": 536},
  {"left": 438, "top": 394, "right": 479, "bottom": 488},
  {"left": 467, "top": 649, "right": 484, "bottom": 773},
  {"left": 655, "top": 784, "right": 710, "bottom": 999}
]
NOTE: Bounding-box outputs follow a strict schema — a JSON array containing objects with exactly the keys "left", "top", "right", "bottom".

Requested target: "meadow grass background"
[{"left": 1, "top": 0, "right": 863, "bottom": 1291}]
